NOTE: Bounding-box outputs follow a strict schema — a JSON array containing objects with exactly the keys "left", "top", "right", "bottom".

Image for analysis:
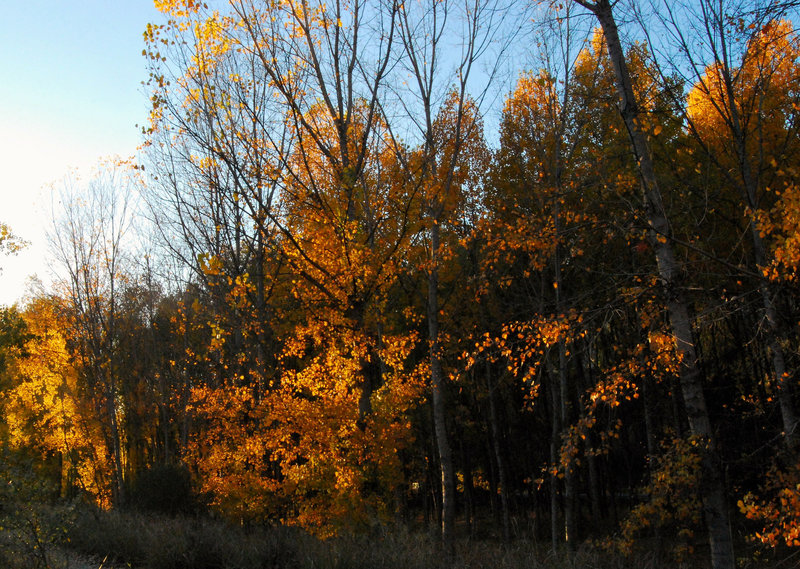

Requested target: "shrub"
[{"left": 0, "top": 450, "right": 69, "bottom": 569}]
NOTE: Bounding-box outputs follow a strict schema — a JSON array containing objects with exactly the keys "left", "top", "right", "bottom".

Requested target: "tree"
[
  {"left": 394, "top": 0, "right": 513, "bottom": 547},
  {"left": 49, "top": 161, "right": 140, "bottom": 506},
  {"left": 0, "top": 306, "right": 28, "bottom": 379},
  {"left": 0, "top": 223, "right": 26, "bottom": 267},
  {"left": 635, "top": 0, "right": 800, "bottom": 453},
  {"left": 686, "top": 17, "right": 800, "bottom": 449},
  {"left": 485, "top": 15, "right": 685, "bottom": 548},
  {"left": 146, "top": 0, "right": 430, "bottom": 531},
  {"left": 2, "top": 295, "right": 113, "bottom": 505},
  {"left": 421, "top": 91, "right": 491, "bottom": 549},
  {"left": 571, "top": 2, "right": 735, "bottom": 567},
  {"left": 0, "top": 223, "right": 27, "bottom": 293}
]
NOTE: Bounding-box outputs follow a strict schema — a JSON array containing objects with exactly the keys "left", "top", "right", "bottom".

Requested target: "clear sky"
[{"left": 0, "top": 1, "right": 165, "bottom": 306}]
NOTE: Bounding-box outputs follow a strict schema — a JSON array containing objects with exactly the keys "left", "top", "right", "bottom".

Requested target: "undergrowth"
[
  {"left": 0, "top": 497, "right": 790, "bottom": 569},
  {"left": 62, "top": 507, "right": 723, "bottom": 569}
]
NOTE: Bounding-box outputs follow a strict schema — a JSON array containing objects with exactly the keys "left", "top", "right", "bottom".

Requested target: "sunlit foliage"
[{"left": 3, "top": 297, "right": 112, "bottom": 506}]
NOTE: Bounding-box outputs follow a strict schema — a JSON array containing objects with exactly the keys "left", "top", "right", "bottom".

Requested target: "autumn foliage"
[{"left": 5, "top": 3, "right": 800, "bottom": 568}]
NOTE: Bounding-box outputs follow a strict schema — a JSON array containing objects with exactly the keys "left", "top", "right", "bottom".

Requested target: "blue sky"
[{"left": 0, "top": 1, "right": 165, "bottom": 305}]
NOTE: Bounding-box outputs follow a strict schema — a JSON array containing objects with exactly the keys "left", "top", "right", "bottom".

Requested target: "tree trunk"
[
  {"left": 559, "top": 339, "right": 576, "bottom": 548},
  {"left": 752, "top": 221, "right": 798, "bottom": 449},
  {"left": 428, "top": 220, "right": 455, "bottom": 553},
  {"left": 461, "top": 436, "right": 476, "bottom": 539},
  {"left": 548, "top": 369, "right": 561, "bottom": 553},
  {"left": 106, "top": 371, "right": 125, "bottom": 506},
  {"left": 642, "top": 372, "right": 657, "bottom": 459},
  {"left": 575, "top": 2, "right": 735, "bottom": 567},
  {"left": 579, "top": 350, "right": 603, "bottom": 521},
  {"left": 486, "top": 360, "right": 511, "bottom": 542},
  {"left": 716, "top": 42, "right": 799, "bottom": 449}
]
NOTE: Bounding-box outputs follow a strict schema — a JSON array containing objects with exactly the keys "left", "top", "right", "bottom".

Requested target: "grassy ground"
[
  {"left": 1, "top": 504, "right": 794, "bottom": 569},
  {"left": 62, "top": 509, "right": 645, "bottom": 569}
]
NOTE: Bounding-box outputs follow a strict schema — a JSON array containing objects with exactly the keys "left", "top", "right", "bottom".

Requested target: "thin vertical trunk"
[
  {"left": 579, "top": 351, "right": 603, "bottom": 521},
  {"left": 552, "top": 61, "right": 577, "bottom": 549},
  {"left": 642, "top": 372, "right": 657, "bottom": 459},
  {"left": 105, "top": 289, "right": 125, "bottom": 506},
  {"left": 485, "top": 427, "right": 499, "bottom": 517},
  {"left": 548, "top": 369, "right": 561, "bottom": 553},
  {"left": 575, "top": 2, "right": 735, "bottom": 567},
  {"left": 460, "top": 437, "right": 476, "bottom": 538},
  {"left": 753, "top": 232, "right": 798, "bottom": 449},
  {"left": 559, "top": 339, "right": 576, "bottom": 547},
  {"left": 554, "top": 195, "right": 576, "bottom": 548},
  {"left": 159, "top": 372, "right": 171, "bottom": 464},
  {"left": 254, "top": 224, "right": 267, "bottom": 402},
  {"left": 671, "top": 375, "right": 685, "bottom": 439},
  {"left": 586, "top": 451, "right": 602, "bottom": 522},
  {"left": 486, "top": 360, "right": 511, "bottom": 542},
  {"left": 607, "top": 453, "right": 619, "bottom": 526},
  {"left": 428, "top": 220, "right": 455, "bottom": 552},
  {"left": 106, "top": 371, "right": 125, "bottom": 506},
  {"left": 715, "top": 40, "right": 799, "bottom": 449},
  {"left": 642, "top": 365, "right": 661, "bottom": 544}
]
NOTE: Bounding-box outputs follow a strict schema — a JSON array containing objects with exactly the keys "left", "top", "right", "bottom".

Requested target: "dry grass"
[
  {"left": 0, "top": 501, "right": 789, "bottom": 569},
  {"left": 60, "top": 507, "right": 720, "bottom": 569}
]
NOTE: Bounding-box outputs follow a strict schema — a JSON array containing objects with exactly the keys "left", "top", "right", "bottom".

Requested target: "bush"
[{"left": 0, "top": 450, "right": 70, "bottom": 569}]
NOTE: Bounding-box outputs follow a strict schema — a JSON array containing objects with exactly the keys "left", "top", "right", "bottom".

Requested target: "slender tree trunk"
[
  {"left": 716, "top": 45, "right": 799, "bottom": 449},
  {"left": 552, "top": 74, "right": 576, "bottom": 551},
  {"left": 548, "top": 369, "right": 561, "bottom": 553},
  {"left": 642, "top": 371, "right": 657, "bottom": 459},
  {"left": 106, "top": 371, "right": 125, "bottom": 506},
  {"left": 752, "top": 228, "right": 798, "bottom": 449},
  {"left": 579, "top": 351, "right": 603, "bottom": 521},
  {"left": 607, "top": 453, "right": 619, "bottom": 526},
  {"left": 575, "top": 2, "right": 735, "bottom": 567},
  {"left": 159, "top": 372, "right": 171, "bottom": 464},
  {"left": 558, "top": 338, "right": 577, "bottom": 550},
  {"left": 558, "top": 339, "right": 576, "bottom": 548},
  {"left": 428, "top": 220, "right": 455, "bottom": 552},
  {"left": 641, "top": 365, "right": 661, "bottom": 544},
  {"left": 671, "top": 375, "right": 685, "bottom": 439},
  {"left": 460, "top": 437, "right": 475, "bottom": 538},
  {"left": 587, "top": 450, "right": 602, "bottom": 522},
  {"left": 486, "top": 360, "right": 511, "bottom": 542},
  {"left": 254, "top": 227, "right": 267, "bottom": 401}
]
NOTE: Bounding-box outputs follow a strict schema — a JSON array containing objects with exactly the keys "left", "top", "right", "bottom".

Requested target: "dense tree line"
[{"left": 3, "top": 1, "right": 800, "bottom": 567}]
